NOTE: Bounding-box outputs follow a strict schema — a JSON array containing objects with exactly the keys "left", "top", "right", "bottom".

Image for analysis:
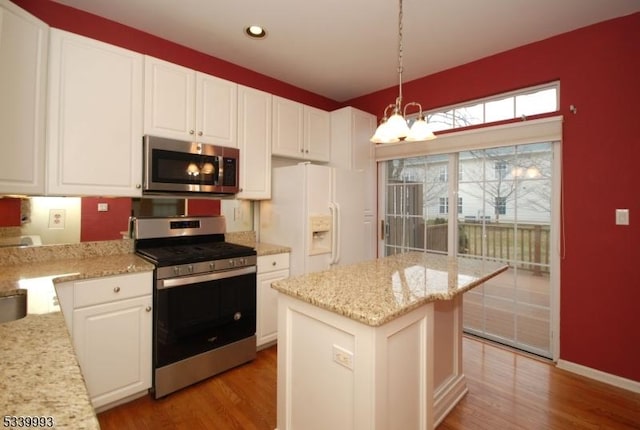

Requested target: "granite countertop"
[
  {"left": 0, "top": 240, "right": 154, "bottom": 429},
  {"left": 272, "top": 252, "right": 509, "bottom": 327},
  {"left": 0, "top": 313, "right": 100, "bottom": 429},
  {"left": 225, "top": 231, "right": 291, "bottom": 256},
  {"left": 0, "top": 232, "right": 286, "bottom": 428}
]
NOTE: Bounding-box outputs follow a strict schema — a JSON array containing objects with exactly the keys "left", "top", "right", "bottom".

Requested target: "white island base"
[{"left": 276, "top": 293, "right": 467, "bottom": 430}]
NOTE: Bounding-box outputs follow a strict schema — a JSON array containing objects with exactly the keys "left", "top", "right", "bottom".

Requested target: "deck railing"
[{"left": 385, "top": 219, "right": 551, "bottom": 274}]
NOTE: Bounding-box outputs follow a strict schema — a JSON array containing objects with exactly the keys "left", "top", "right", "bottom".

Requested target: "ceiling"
[{"left": 52, "top": 0, "right": 639, "bottom": 102}]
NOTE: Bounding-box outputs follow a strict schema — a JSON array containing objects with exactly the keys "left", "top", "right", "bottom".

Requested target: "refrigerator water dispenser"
[{"left": 308, "top": 215, "right": 332, "bottom": 255}]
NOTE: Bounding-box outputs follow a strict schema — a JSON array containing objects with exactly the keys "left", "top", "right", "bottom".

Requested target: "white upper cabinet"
[
  {"left": 272, "top": 96, "right": 330, "bottom": 162},
  {"left": 144, "top": 56, "right": 237, "bottom": 147},
  {"left": 0, "top": 0, "right": 48, "bottom": 195},
  {"left": 47, "top": 29, "right": 144, "bottom": 197},
  {"left": 330, "top": 107, "right": 377, "bottom": 215},
  {"left": 237, "top": 85, "right": 272, "bottom": 200}
]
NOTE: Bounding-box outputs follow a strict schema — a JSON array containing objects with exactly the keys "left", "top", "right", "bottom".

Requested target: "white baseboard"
[
  {"left": 433, "top": 375, "right": 469, "bottom": 427},
  {"left": 556, "top": 359, "right": 640, "bottom": 394}
]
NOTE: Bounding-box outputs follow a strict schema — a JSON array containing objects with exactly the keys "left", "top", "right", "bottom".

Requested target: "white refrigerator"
[{"left": 259, "top": 163, "right": 370, "bottom": 277}]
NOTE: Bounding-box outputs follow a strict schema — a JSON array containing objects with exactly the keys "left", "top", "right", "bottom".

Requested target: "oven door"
[
  {"left": 154, "top": 266, "right": 256, "bottom": 369},
  {"left": 143, "top": 135, "right": 239, "bottom": 194}
]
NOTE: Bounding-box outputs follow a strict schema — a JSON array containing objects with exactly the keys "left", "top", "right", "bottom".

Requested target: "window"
[
  {"left": 439, "top": 166, "right": 447, "bottom": 182},
  {"left": 439, "top": 197, "right": 448, "bottom": 214},
  {"left": 424, "top": 82, "right": 559, "bottom": 133},
  {"left": 495, "top": 196, "right": 507, "bottom": 215},
  {"left": 494, "top": 160, "right": 508, "bottom": 179}
]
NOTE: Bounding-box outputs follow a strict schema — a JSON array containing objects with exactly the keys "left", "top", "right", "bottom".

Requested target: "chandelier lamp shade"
[{"left": 370, "top": 0, "right": 436, "bottom": 144}]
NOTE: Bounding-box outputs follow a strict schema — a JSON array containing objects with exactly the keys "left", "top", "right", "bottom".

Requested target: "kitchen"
[{"left": 1, "top": 0, "right": 640, "bottom": 429}]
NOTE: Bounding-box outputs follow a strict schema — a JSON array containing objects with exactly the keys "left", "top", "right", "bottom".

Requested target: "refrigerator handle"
[{"left": 329, "top": 202, "right": 340, "bottom": 265}]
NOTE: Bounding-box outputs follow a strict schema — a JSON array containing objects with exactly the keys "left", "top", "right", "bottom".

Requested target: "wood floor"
[{"left": 97, "top": 337, "right": 640, "bottom": 430}]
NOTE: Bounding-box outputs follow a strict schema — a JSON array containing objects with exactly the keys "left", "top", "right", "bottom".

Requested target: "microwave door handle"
[{"left": 214, "top": 156, "right": 221, "bottom": 185}]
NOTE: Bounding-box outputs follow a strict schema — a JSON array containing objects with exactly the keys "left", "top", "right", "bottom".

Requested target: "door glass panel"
[
  {"left": 459, "top": 142, "right": 553, "bottom": 358},
  {"left": 384, "top": 155, "right": 449, "bottom": 256}
]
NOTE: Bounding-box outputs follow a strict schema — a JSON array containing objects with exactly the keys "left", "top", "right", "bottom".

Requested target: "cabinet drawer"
[
  {"left": 258, "top": 253, "right": 290, "bottom": 273},
  {"left": 74, "top": 272, "right": 152, "bottom": 308}
]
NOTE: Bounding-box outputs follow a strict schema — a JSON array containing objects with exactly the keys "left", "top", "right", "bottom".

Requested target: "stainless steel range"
[{"left": 130, "top": 215, "right": 257, "bottom": 399}]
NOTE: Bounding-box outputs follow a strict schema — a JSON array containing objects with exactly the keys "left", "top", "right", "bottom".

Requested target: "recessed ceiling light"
[{"left": 245, "top": 25, "right": 267, "bottom": 39}]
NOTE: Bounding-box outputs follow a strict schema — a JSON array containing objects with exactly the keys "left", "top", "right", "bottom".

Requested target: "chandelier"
[{"left": 370, "top": 0, "right": 436, "bottom": 144}]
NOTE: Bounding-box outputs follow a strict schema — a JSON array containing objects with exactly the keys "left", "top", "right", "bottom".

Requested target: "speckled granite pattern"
[
  {"left": 0, "top": 248, "right": 154, "bottom": 297},
  {"left": 225, "top": 231, "right": 291, "bottom": 256},
  {"left": 272, "top": 252, "right": 508, "bottom": 327},
  {"left": 0, "top": 240, "right": 154, "bottom": 429},
  {"left": 0, "top": 226, "right": 21, "bottom": 238},
  {"left": 0, "top": 312, "right": 99, "bottom": 429},
  {"left": 0, "top": 238, "right": 135, "bottom": 266}
]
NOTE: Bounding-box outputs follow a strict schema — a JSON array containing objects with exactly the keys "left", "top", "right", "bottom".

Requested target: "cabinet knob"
[
  {"left": 198, "top": 131, "right": 203, "bottom": 136},
  {"left": 136, "top": 184, "right": 142, "bottom": 189},
  {"left": 145, "top": 306, "right": 152, "bottom": 312},
  {"left": 272, "top": 261, "right": 277, "bottom": 266},
  {"left": 300, "top": 149, "right": 304, "bottom": 153},
  {"left": 113, "top": 286, "right": 121, "bottom": 293},
  {"left": 189, "top": 129, "right": 195, "bottom": 135},
  {"left": 305, "top": 149, "right": 309, "bottom": 153}
]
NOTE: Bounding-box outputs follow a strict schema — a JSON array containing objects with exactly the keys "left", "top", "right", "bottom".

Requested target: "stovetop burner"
[
  {"left": 137, "top": 240, "right": 256, "bottom": 266},
  {"left": 130, "top": 216, "right": 256, "bottom": 267}
]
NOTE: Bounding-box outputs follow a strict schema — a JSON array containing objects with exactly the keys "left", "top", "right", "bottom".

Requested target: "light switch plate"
[{"left": 615, "top": 209, "right": 629, "bottom": 225}]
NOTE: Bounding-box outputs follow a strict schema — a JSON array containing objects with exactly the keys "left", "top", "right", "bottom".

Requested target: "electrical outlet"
[
  {"left": 615, "top": 209, "right": 629, "bottom": 225},
  {"left": 98, "top": 203, "right": 109, "bottom": 212},
  {"left": 332, "top": 345, "right": 354, "bottom": 370}
]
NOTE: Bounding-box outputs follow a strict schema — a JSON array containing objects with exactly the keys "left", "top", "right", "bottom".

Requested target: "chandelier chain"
[{"left": 397, "top": 0, "right": 404, "bottom": 104}]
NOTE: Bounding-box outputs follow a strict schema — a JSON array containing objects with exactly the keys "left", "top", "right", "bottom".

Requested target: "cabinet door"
[
  {"left": 196, "top": 72, "right": 237, "bottom": 146},
  {"left": 0, "top": 0, "right": 48, "bottom": 194},
  {"left": 237, "top": 85, "right": 272, "bottom": 199},
  {"left": 257, "top": 268, "right": 289, "bottom": 347},
  {"left": 272, "top": 95, "right": 303, "bottom": 158},
  {"left": 47, "top": 29, "right": 143, "bottom": 196},
  {"left": 73, "top": 295, "right": 152, "bottom": 409},
  {"left": 351, "top": 109, "right": 376, "bottom": 217},
  {"left": 303, "top": 105, "right": 331, "bottom": 162},
  {"left": 143, "top": 56, "right": 195, "bottom": 141}
]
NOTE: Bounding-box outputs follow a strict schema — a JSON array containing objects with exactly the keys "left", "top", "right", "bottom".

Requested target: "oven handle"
[{"left": 158, "top": 265, "right": 256, "bottom": 290}]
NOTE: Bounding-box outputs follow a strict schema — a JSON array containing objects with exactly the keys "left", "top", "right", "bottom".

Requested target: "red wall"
[
  {"left": 10, "top": 1, "right": 640, "bottom": 382},
  {"left": 80, "top": 197, "right": 131, "bottom": 242},
  {"left": 347, "top": 13, "right": 640, "bottom": 383},
  {"left": 0, "top": 198, "right": 21, "bottom": 226},
  {"left": 186, "top": 199, "right": 221, "bottom": 216},
  {"left": 11, "top": 0, "right": 339, "bottom": 112}
]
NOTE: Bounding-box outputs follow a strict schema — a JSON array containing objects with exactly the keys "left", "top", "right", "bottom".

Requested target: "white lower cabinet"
[
  {"left": 256, "top": 253, "right": 289, "bottom": 348},
  {"left": 56, "top": 271, "right": 153, "bottom": 411}
]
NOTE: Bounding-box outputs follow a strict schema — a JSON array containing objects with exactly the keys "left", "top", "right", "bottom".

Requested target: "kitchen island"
[{"left": 272, "top": 252, "right": 508, "bottom": 430}]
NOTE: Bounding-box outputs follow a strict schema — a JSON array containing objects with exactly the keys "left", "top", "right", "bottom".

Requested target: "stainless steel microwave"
[{"left": 142, "top": 135, "right": 240, "bottom": 196}]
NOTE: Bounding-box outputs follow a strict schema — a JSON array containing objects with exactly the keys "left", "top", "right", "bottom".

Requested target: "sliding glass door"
[
  {"left": 458, "top": 143, "right": 554, "bottom": 357},
  {"left": 380, "top": 142, "right": 557, "bottom": 358}
]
